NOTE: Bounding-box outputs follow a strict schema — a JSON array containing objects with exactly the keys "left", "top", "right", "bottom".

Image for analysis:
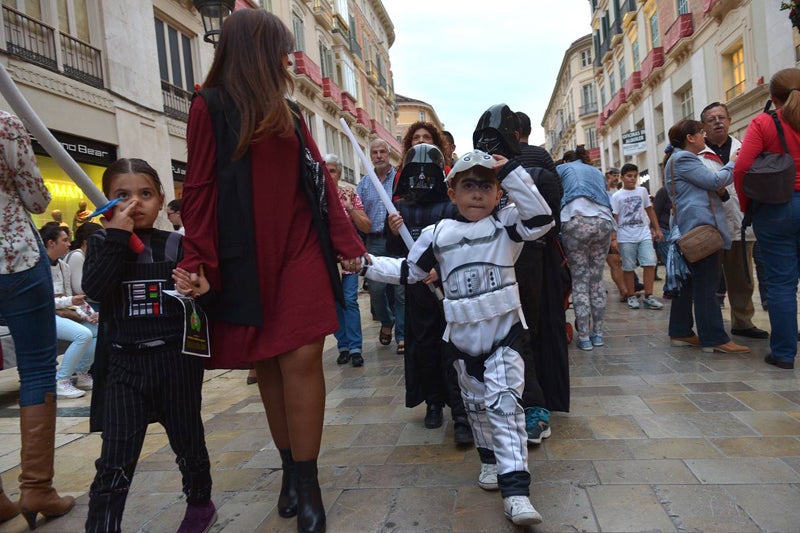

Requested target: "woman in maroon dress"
[{"left": 179, "top": 10, "right": 365, "bottom": 533}]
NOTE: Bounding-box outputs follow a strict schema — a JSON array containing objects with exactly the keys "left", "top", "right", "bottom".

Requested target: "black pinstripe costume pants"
[{"left": 85, "top": 347, "right": 210, "bottom": 533}]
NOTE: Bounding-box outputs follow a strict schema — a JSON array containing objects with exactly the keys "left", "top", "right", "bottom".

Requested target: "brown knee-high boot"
[
  {"left": 0, "top": 476, "right": 20, "bottom": 524},
  {"left": 18, "top": 393, "right": 74, "bottom": 530}
]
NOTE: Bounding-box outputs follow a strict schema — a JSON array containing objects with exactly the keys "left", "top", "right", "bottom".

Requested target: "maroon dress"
[{"left": 180, "top": 97, "right": 365, "bottom": 368}]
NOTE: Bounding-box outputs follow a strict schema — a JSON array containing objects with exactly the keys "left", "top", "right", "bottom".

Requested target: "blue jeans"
[
  {"left": 55, "top": 315, "right": 98, "bottom": 381},
  {"left": 366, "top": 235, "right": 405, "bottom": 342},
  {"left": 753, "top": 193, "right": 800, "bottom": 363},
  {"left": 668, "top": 251, "right": 729, "bottom": 346},
  {"left": 335, "top": 273, "right": 363, "bottom": 353},
  {"left": 0, "top": 246, "right": 58, "bottom": 406}
]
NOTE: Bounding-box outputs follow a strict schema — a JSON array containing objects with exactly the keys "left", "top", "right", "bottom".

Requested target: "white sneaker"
[
  {"left": 642, "top": 295, "right": 664, "bottom": 309},
  {"left": 627, "top": 296, "right": 640, "bottom": 309},
  {"left": 477, "top": 463, "right": 498, "bottom": 491},
  {"left": 56, "top": 379, "right": 85, "bottom": 399},
  {"left": 74, "top": 372, "right": 93, "bottom": 390},
  {"left": 503, "top": 495, "right": 543, "bottom": 525}
]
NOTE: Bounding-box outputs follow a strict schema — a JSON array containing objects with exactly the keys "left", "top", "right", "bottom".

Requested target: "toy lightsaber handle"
[
  {"left": 0, "top": 64, "right": 143, "bottom": 253},
  {"left": 339, "top": 118, "right": 444, "bottom": 301}
]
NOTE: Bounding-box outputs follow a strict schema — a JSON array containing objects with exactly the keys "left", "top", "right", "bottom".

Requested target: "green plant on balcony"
[{"left": 781, "top": 1, "right": 800, "bottom": 30}]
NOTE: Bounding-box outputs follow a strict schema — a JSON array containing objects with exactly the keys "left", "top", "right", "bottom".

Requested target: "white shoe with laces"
[
  {"left": 477, "top": 463, "right": 498, "bottom": 491},
  {"left": 56, "top": 378, "right": 85, "bottom": 398},
  {"left": 503, "top": 495, "right": 543, "bottom": 525},
  {"left": 74, "top": 372, "right": 93, "bottom": 390}
]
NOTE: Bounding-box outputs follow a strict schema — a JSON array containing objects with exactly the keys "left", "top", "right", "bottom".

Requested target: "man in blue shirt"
[{"left": 356, "top": 139, "right": 404, "bottom": 356}]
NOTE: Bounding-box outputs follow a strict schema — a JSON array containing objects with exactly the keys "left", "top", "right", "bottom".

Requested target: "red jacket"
[{"left": 733, "top": 108, "right": 800, "bottom": 212}]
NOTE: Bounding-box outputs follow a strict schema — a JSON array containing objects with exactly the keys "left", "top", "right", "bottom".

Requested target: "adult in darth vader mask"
[
  {"left": 473, "top": 104, "right": 521, "bottom": 158},
  {"left": 471, "top": 103, "right": 570, "bottom": 445},
  {"left": 385, "top": 144, "right": 471, "bottom": 445}
]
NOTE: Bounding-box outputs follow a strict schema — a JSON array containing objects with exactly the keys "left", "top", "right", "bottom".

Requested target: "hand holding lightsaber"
[{"left": 339, "top": 118, "right": 443, "bottom": 300}]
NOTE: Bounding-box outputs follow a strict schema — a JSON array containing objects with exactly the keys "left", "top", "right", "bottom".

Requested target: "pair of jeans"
[
  {"left": 55, "top": 315, "right": 98, "bottom": 381},
  {"left": 668, "top": 251, "right": 729, "bottom": 346},
  {"left": 365, "top": 235, "right": 405, "bottom": 342},
  {"left": 752, "top": 192, "right": 800, "bottom": 364},
  {"left": 334, "top": 273, "right": 363, "bottom": 353},
  {"left": 0, "top": 246, "right": 58, "bottom": 406}
]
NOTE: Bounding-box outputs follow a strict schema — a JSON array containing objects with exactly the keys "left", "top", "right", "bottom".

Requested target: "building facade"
[
  {"left": 542, "top": 34, "right": 601, "bottom": 164},
  {"left": 394, "top": 93, "right": 444, "bottom": 145},
  {"left": 590, "top": 0, "right": 796, "bottom": 190},
  {"left": 0, "top": 0, "right": 398, "bottom": 233}
]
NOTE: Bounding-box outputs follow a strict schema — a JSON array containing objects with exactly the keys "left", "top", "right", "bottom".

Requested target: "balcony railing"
[
  {"left": 2, "top": 5, "right": 105, "bottom": 88},
  {"left": 60, "top": 33, "right": 103, "bottom": 88},
  {"left": 664, "top": 13, "right": 694, "bottom": 55},
  {"left": 3, "top": 5, "right": 56, "bottom": 71},
  {"left": 641, "top": 47, "right": 664, "bottom": 81},
  {"left": 624, "top": 71, "right": 642, "bottom": 96},
  {"left": 725, "top": 80, "right": 745, "bottom": 101},
  {"left": 322, "top": 77, "right": 342, "bottom": 108},
  {"left": 349, "top": 35, "right": 361, "bottom": 60},
  {"left": 356, "top": 107, "right": 370, "bottom": 126},
  {"left": 342, "top": 92, "right": 357, "bottom": 116},
  {"left": 293, "top": 50, "right": 323, "bottom": 88},
  {"left": 579, "top": 102, "right": 598, "bottom": 116},
  {"left": 161, "top": 80, "right": 191, "bottom": 121},
  {"left": 656, "top": 131, "right": 665, "bottom": 143},
  {"left": 365, "top": 60, "right": 378, "bottom": 85}
]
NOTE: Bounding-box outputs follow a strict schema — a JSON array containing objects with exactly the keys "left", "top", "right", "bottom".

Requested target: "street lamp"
[{"left": 192, "top": 0, "right": 235, "bottom": 45}]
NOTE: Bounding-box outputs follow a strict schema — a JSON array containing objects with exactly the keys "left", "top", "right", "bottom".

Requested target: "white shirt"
[{"left": 611, "top": 187, "right": 653, "bottom": 243}]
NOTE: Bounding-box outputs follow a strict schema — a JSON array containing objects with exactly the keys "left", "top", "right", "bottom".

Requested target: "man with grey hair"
[
  {"left": 356, "top": 139, "right": 405, "bottom": 354},
  {"left": 699, "top": 102, "right": 767, "bottom": 339}
]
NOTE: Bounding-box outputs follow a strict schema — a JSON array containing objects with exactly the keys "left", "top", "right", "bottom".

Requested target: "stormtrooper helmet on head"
[
  {"left": 472, "top": 104, "right": 520, "bottom": 157},
  {"left": 445, "top": 149, "right": 496, "bottom": 184},
  {"left": 398, "top": 143, "right": 447, "bottom": 202}
]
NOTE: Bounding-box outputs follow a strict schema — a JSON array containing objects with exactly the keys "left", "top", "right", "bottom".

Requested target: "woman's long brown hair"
[{"left": 202, "top": 9, "right": 296, "bottom": 158}]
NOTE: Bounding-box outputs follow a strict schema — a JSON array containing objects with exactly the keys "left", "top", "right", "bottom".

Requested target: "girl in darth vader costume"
[{"left": 386, "top": 144, "right": 472, "bottom": 444}]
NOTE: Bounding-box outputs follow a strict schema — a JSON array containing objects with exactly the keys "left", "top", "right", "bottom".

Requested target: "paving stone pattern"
[{"left": 0, "top": 282, "right": 798, "bottom": 532}]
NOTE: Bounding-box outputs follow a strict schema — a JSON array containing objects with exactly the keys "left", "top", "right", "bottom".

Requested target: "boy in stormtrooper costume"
[{"left": 362, "top": 150, "right": 553, "bottom": 526}]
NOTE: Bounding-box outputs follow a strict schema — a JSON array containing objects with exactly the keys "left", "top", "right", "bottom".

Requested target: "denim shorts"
[{"left": 619, "top": 239, "right": 657, "bottom": 270}]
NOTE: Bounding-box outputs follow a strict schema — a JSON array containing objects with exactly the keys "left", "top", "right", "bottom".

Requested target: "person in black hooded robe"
[
  {"left": 386, "top": 143, "right": 473, "bottom": 445},
  {"left": 473, "top": 104, "right": 570, "bottom": 444}
]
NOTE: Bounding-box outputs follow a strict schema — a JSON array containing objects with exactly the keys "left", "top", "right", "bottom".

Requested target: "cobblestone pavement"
[{"left": 0, "top": 282, "right": 799, "bottom": 532}]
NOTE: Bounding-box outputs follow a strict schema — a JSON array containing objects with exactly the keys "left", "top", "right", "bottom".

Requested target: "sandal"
[
  {"left": 396, "top": 341, "right": 405, "bottom": 355},
  {"left": 379, "top": 324, "right": 393, "bottom": 345}
]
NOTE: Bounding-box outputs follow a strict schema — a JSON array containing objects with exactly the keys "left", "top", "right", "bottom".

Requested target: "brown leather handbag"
[{"left": 670, "top": 161, "right": 724, "bottom": 263}]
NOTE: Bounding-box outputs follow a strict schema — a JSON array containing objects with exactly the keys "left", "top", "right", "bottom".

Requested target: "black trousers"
[
  {"left": 405, "top": 283, "right": 466, "bottom": 419},
  {"left": 86, "top": 348, "right": 211, "bottom": 533}
]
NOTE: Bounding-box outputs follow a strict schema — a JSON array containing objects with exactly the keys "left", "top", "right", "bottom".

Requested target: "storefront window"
[{"left": 31, "top": 156, "right": 106, "bottom": 231}]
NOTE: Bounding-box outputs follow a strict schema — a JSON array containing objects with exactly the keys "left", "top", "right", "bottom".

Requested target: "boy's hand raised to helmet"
[{"left": 491, "top": 154, "right": 509, "bottom": 170}]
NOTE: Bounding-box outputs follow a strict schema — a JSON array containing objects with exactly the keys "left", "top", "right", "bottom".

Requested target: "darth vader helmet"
[
  {"left": 472, "top": 104, "right": 520, "bottom": 157},
  {"left": 398, "top": 144, "right": 447, "bottom": 202}
]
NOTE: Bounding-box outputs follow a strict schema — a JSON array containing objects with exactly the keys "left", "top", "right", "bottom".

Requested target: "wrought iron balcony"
[
  {"left": 60, "top": 33, "right": 103, "bottom": 88},
  {"left": 2, "top": 5, "right": 104, "bottom": 88},
  {"left": 3, "top": 5, "right": 56, "bottom": 71},
  {"left": 161, "top": 80, "right": 192, "bottom": 121},
  {"left": 725, "top": 80, "right": 745, "bottom": 101}
]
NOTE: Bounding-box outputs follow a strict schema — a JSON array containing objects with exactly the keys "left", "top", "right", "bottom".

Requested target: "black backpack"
[{"left": 740, "top": 100, "right": 797, "bottom": 281}]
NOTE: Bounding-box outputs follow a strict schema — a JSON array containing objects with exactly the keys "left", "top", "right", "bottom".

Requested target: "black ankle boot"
[
  {"left": 295, "top": 459, "right": 325, "bottom": 533},
  {"left": 278, "top": 449, "right": 298, "bottom": 518}
]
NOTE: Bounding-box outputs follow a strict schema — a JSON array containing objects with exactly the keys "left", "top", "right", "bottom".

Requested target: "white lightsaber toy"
[
  {"left": 339, "top": 118, "right": 443, "bottom": 300},
  {"left": 0, "top": 64, "right": 143, "bottom": 252}
]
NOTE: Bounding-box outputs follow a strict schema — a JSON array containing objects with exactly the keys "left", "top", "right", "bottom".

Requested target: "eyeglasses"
[{"left": 703, "top": 115, "right": 729, "bottom": 124}]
